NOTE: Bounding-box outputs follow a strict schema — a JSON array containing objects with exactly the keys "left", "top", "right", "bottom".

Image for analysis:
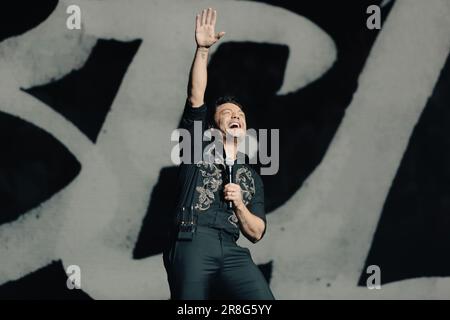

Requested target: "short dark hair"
[{"left": 207, "top": 96, "right": 246, "bottom": 128}]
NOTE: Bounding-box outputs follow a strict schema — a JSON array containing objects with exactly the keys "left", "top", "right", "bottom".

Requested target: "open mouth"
[{"left": 228, "top": 121, "right": 241, "bottom": 129}]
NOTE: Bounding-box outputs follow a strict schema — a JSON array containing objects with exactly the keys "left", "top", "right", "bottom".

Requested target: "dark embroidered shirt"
[{"left": 174, "top": 100, "right": 266, "bottom": 241}]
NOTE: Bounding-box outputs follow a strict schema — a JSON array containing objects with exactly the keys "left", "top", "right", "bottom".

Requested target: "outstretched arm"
[{"left": 188, "top": 8, "right": 225, "bottom": 108}]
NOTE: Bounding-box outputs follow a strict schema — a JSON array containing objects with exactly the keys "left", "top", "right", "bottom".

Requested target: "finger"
[
  {"left": 201, "top": 9, "right": 207, "bottom": 26},
  {"left": 225, "top": 193, "right": 236, "bottom": 199},
  {"left": 225, "top": 186, "right": 237, "bottom": 194},
  {"left": 228, "top": 194, "right": 239, "bottom": 201},
  {"left": 211, "top": 9, "right": 217, "bottom": 26},
  {"left": 195, "top": 14, "right": 201, "bottom": 30},
  {"left": 216, "top": 31, "right": 226, "bottom": 40},
  {"left": 206, "top": 8, "right": 213, "bottom": 25}
]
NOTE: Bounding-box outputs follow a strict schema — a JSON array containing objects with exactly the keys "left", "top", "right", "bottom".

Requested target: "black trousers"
[{"left": 163, "top": 226, "right": 275, "bottom": 300}]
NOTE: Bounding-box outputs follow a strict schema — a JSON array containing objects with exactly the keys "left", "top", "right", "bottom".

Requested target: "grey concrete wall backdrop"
[{"left": 0, "top": 0, "right": 449, "bottom": 299}]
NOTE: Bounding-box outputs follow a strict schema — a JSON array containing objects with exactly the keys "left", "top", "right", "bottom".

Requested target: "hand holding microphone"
[{"left": 224, "top": 159, "right": 244, "bottom": 209}]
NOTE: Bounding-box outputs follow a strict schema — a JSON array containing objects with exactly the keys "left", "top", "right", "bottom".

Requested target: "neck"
[{"left": 224, "top": 137, "right": 237, "bottom": 161}]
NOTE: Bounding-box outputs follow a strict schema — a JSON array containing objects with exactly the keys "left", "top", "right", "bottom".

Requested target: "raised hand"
[{"left": 195, "top": 8, "right": 225, "bottom": 48}]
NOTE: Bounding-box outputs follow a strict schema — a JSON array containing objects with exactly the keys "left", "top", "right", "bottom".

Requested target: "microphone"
[{"left": 225, "top": 157, "right": 234, "bottom": 210}]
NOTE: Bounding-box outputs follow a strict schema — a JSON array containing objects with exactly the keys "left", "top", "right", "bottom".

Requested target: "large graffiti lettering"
[{"left": 0, "top": 0, "right": 449, "bottom": 299}]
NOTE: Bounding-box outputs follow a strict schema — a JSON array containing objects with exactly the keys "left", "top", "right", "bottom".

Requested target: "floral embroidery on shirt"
[
  {"left": 228, "top": 213, "right": 239, "bottom": 228},
  {"left": 195, "top": 162, "right": 222, "bottom": 211},
  {"left": 235, "top": 166, "right": 255, "bottom": 206},
  {"left": 194, "top": 141, "right": 256, "bottom": 214}
]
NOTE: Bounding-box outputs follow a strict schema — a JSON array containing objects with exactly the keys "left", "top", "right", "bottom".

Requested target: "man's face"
[{"left": 214, "top": 103, "right": 247, "bottom": 138}]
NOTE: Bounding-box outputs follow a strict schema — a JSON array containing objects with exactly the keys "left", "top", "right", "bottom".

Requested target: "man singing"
[{"left": 163, "top": 7, "right": 274, "bottom": 300}]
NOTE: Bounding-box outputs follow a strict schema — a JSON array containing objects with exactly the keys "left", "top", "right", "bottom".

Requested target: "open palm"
[{"left": 195, "top": 8, "right": 225, "bottom": 48}]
